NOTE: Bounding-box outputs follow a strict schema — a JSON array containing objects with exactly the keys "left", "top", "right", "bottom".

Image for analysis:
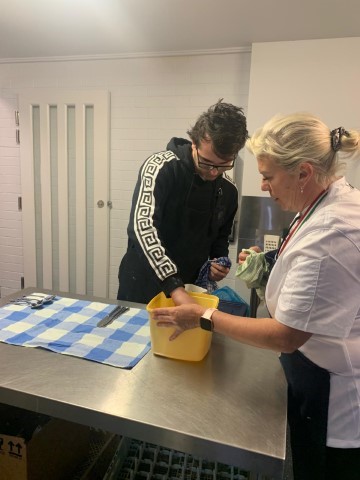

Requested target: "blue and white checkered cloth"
[
  {"left": 0, "top": 295, "right": 151, "bottom": 369},
  {"left": 195, "top": 256, "right": 232, "bottom": 293}
]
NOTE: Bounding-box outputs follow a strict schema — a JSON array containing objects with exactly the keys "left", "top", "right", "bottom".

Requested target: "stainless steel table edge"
[{"left": 0, "top": 288, "right": 287, "bottom": 479}]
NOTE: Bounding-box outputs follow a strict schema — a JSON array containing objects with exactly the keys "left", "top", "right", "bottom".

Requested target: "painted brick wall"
[{"left": 0, "top": 51, "right": 251, "bottom": 299}]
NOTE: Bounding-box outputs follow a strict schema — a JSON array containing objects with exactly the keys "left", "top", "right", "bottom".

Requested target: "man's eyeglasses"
[{"left": 196, "top": 149, "right": 236, "bottom": 172}]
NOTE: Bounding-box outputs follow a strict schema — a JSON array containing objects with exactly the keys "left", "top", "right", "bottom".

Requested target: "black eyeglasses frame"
[{"left": 196, "top": 149, "right": 236, "bottom": 172}]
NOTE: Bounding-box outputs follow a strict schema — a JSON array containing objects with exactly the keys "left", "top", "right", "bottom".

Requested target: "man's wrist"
[{"left": 162, "top": 275, "right": 185, "bottom": 297}]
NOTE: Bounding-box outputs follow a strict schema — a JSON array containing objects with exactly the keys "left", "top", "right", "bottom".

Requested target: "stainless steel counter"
[{"left": 0, "top": 289, "right": 287, "bottom": 478}]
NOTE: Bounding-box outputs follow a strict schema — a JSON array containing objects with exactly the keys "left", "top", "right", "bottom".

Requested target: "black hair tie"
[{"left": 330, "top": 126, "right": 350, "bottom": 152}]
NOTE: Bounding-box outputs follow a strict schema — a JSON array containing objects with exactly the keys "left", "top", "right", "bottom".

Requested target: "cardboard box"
[{"left": 0, "top": 404, "right": 91, "bottom": 480}]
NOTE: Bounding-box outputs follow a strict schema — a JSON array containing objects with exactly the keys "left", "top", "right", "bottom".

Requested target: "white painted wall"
[
  {"left": 2, "top": 37, "right": 359, "bottom": 300},
  {"left": 233, "top": 36, "right": 360, "bottom": 307},
  {"left": 0, "top": 52, "right": 251, "bottom": 298},
  {"left": 243, "top": 37, "right": 360, "bottom": 196}
]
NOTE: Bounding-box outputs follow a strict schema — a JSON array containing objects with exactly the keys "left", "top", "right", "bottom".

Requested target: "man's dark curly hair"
[{"left": 187, "top": 99, "right": 248, "bottom": 158}]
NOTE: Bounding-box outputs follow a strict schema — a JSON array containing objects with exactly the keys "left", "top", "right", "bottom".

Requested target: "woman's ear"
[
  {"left": 299, "top": 162, "right": 313, "bottom": 180},
  {"left": 298, "top": 162, "right": 313, "bottom": 192}
]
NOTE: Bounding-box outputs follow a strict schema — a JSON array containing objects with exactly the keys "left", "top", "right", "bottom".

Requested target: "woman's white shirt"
[{"left": 266, "top": 177, "right": 360, "bottom": 448}]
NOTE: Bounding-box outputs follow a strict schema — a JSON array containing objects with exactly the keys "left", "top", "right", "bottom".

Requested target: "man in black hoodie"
[{"left": 117, "top": 99, "right": 248, "bottom": 305}]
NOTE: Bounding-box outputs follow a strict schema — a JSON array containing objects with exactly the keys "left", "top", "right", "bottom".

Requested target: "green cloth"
[{"left": 235, "top": 249, "right": 269, "bottom": 300}]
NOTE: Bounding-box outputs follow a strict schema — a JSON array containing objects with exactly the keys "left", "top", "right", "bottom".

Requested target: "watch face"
[{"left": 200, "top": 316, "right": 213, "bottom": 331}]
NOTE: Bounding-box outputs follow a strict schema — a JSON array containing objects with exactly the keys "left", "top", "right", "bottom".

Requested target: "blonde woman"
[{"left": 153, "top": 113, "right": 360, "bottom": 480}]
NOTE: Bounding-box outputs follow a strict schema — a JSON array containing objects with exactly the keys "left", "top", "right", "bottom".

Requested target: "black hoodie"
[{"left": 117, "top": 137, "right": 238, "bottom": 303}]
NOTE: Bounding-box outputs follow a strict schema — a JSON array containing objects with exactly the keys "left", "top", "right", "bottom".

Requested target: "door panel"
[{"left": 19, "top": 89, "right": 110, "bottom": 297}]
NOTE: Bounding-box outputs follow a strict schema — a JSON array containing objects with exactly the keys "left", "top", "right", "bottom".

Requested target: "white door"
[{"left": 19, "top": 89, "right": 110, "bottom": 297}]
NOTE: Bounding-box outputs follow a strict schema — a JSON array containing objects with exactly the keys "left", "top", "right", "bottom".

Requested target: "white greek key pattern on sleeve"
[{"left": 134, "top": 151, "right": 178, "bottom": 281}]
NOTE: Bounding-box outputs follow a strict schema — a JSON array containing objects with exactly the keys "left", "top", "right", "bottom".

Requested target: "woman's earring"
[{"left": 300, "top": 186, "right": 304, "bottom": 194}]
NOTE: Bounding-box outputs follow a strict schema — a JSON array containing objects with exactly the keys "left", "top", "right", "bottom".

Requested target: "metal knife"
[{"left": 97, "top": 305, "right": 129, "bottom": 328}]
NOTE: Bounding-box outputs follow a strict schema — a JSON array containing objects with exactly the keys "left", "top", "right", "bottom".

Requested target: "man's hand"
[
  {"left": 208, "top": 259, "right": 230, "bottom": 281},
  {"left": 170, "top": 287, "right": 198, "bottom": 306}
]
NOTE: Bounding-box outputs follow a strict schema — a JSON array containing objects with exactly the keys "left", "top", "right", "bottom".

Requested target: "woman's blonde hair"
[{"left": 246, "top": 113, "right": 360, "bottom": 185}]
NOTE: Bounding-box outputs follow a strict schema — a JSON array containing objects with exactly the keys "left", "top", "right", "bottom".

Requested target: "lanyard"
[{"left": 276, "top": 189, "right": 329, "bottom": 258}]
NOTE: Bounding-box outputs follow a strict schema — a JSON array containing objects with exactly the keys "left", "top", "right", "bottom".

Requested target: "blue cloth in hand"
[{"left": 195, "top": 256, "right": 232, "bottom": 293}]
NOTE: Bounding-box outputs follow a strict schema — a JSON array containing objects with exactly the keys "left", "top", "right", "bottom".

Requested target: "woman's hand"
[
  {"left": 238, "top": 246, "right": 262, "bottom": 264},
  {"left": 152, "top": 303, "right": 205, "bottom": 340}
]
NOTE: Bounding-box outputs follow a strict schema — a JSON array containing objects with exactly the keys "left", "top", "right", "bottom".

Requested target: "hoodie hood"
[
  {"left": 167, "top": 137, "right": 193, "bottom": 166},
  {"left": 167, "top": 137, "right": 227, "bottom": 183}
]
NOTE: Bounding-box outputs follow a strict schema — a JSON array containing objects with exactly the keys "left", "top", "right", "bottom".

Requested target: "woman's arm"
[{"left": 152, "top": 304, "right": 312, "bottom": 353}]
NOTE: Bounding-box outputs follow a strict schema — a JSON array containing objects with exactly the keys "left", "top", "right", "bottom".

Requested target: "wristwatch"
[{"left": 200, "top": 308, "right": 218, "bottom": 332}]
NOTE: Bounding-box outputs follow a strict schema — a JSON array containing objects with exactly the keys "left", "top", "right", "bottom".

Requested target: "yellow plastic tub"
[{"left": 146, "top": 291, "right": 219, "bottom": 361}]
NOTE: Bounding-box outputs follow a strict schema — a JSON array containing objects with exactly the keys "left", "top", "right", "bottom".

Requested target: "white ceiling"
[{"left": 1, "top": 0, "right": 359, "bottom": 61}]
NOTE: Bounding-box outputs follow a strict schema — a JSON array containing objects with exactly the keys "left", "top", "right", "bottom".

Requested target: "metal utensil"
[
  {"left": 97, "top": 305, "right": 129, "bottom": 328},
  {"left": 7, "top": 293, "right": 57, "bottom": 309}
]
